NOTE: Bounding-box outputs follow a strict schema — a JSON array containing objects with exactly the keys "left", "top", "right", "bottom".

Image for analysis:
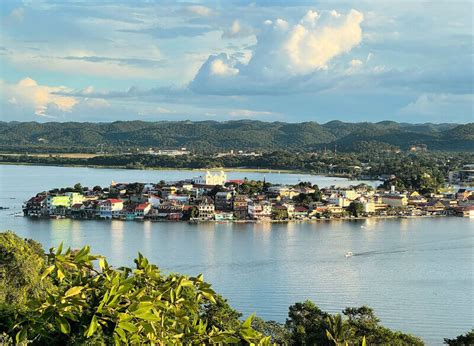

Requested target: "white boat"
[{"left": 345, "top": 251, "right": 353, "bottom": 258}]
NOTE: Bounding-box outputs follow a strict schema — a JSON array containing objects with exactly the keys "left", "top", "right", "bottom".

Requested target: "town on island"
[{"left": 23, "top": 170, "right": 474, "bottom": 222}]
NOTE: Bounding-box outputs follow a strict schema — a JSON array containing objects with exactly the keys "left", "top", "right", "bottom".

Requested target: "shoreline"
[
  {"left": 23, "top": 213, "right": 456, "bottom": 224},
  {"left": 0, "top": 161, "right": 352, "bottom": 177}
]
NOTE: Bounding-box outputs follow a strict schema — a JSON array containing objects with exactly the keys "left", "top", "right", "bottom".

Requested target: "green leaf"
[
  {"left": 118, "top": 321, "right": 138, "bottom": 333},
  {"left": 40, "top": 265, "right": 55, "bottom": 281},
  {"left": 15, "top": 328, "right": 27, "bottom": 344},
  {"left": 242, "top": 313, "right": 255, "bottom": 329},
  {"left": 115, "top": 327, "right": 127, "bottom": 342},
  {"left": 85, "top": 315, "right": 98, "bottom": 338},
  {"left": 201, "top": 291, "right": 215, "bottom": 303},
  {"left": 56, "top": 242, "right": 63, "bottom": 255},
  {"left": 133, "top": 311, "right": 160, "bottom": 322},
  {"left": 99, "top": 257, "right": 108, "bottom": 270},
  {"left": 64, "top": 286, "right": 84, "bottom": 298},
  {"left": 56, "top": 316, "right": 71, "bottom": 334}
]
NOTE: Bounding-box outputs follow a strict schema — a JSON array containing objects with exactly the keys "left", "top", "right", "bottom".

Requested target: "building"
[
  {"left": 248, "top": 202, "right": 272, "bottom": 220},
  {"left": 215, "top": 191, "right": 233, "bottom": 211},
  {"left": 23, "top": 195, "right": 47, "bottom": 216},
  {"left": 198, "top": 197, "right": 215, "bottom": 220},
  {"left": 214, "top": 212, "right": 234, "bottom": 221},
  {"left": 340, "top": 189, "right": 358, "bottom": 200},
  {"left": 232, "top": 194, "right": 249, "bottom": 219},
  {"left": 381, "top": 194, "right": 408, "bottom": 207},
  {"left": 194, "top": 171, "right": 227, "bottom": 186},
  {"left": 134, "top": 202, "right": 152, "bottom": 217},
  {"left": 99, "top": 199, "right": 124, "bottom": 219}
]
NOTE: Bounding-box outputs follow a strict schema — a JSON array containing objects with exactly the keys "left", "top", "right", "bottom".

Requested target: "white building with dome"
[{"left": 194, "top": 171, "right": 227, "bottom": 186}]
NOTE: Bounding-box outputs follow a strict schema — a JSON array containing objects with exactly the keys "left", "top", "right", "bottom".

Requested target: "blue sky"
[{"left": 0, "top": 0, "right": 472, "bottom": 123}]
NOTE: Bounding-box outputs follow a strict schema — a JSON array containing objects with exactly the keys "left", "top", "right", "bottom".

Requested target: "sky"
[{"left": 0, "top": 0, "right": 473, "bottom": 124}]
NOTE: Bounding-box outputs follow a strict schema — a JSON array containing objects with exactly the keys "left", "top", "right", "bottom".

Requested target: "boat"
[{"left": 345, "top": 251, "right": 353, "bottom": 258}]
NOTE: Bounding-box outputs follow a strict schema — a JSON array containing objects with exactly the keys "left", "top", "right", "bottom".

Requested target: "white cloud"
[
  {"left": 1, "top": 77, "right": 78, "bottom": 117},
  {"left": 209, "top": 58, "right": 239, "bottom": 76},
  {"left": 191, "top": 9, "right": 364, "bottom": 93},
  {"left": 282, "top": 9, "right": 364, "bottom": 75},
  {"left": 186, "top": 5, "right": 212, "bottom": 16},
  {"left": 300, "top": 10, "right": 319, "bottom": 26},
  {"left": 346, "top": 58, "right": 363, "bottom": 74},
  {"left": 222, "top": 20, "right": 254, "bottom": 39}
]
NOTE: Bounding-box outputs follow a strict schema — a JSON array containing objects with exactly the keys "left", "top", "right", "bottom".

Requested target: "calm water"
[{"left": 1, "top": 164, "right": 473, "bottom": 344}]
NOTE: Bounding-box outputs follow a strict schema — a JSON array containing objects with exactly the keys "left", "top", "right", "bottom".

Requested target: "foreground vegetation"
[
  {"left": 0, "top": 232, "right": 471, "bottom": 345},
  {"left": 0, "top": 232, "right": 473, "bottom": 345}
]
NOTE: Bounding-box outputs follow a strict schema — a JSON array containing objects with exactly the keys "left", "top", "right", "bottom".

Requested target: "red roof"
[
  {"left": 106, "top": 199, "right": 123, "bottom": 204},
  {"left": 228, "top": 179, "right": 245, "bottom": 184},
  {"left": 71, "top": 203, "right": 83, "bottom": 209},
  {"left": 135, "top": 202, "right": 150, "bottom": 211}
]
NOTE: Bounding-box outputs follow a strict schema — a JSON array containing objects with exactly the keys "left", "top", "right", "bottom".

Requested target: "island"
[{"left": 23, "top": 171, "right": 474, "bottom": 222}]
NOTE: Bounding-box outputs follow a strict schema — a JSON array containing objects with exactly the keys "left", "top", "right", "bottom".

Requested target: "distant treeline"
[
  {"left": 1, "top": 120, "right": 473, "bottom": 153},
  {"left": 2, "top": 151, "right": 473, "bottom": 193}
]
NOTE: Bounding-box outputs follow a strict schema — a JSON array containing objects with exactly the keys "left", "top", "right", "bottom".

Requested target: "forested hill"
[{"left": 0, "top": 120, "right": 472, "bottom": 153}]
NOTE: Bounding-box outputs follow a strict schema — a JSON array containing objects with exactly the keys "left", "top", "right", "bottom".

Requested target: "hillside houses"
[{"left": 23, "top": 174, "right": 473, "bottom": 222}]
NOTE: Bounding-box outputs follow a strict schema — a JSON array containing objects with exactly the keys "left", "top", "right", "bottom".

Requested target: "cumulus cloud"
[
  {"left": 222, "top": 20, "right": 254, "bottom": 39},
  {"left": 209, "top": 57, "right": 240, "bottom": 76},
  {"left": 190, "top": 9, "right": 364, "bottom": 94},
  {"left": 1, "top": 77, "right": 78, "bottom": 117}
]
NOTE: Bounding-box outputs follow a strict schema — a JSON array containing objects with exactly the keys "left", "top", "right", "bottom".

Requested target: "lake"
[{"left": 1, "top": 164, "right": 472, "bottom": 344}]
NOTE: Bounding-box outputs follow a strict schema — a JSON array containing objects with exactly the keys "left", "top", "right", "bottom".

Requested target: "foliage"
[
  {"left": 285, "top": 300, "right": 329, "bottom": 345},
  {"left": 348, "top": 201, "right": 364, "bottom": 217},
  {"left": 284, "top": 301, "right": 423, "bottom": 346},
  {"left": 444, "top": 329, "right": 474, "bottom": 345},
  {"left": 2, "top": 237, "right": 269, "bottom": 345},
  {"left": 252, "top": 317, "right": 291, "bottom": 345},
  {"left": 0, "top": 232, "right": 445, "bottom": 345},
  {"left": 0, "top": 120, "right": 472, "bottom": 153},
  {"left": 0, "top": 232, "right": 50, "bottom": 308}
]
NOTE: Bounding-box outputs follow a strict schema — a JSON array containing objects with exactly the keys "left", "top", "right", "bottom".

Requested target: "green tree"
[
  {"left": 73, "top": 183, "right": 83, "bottom": 192},
  {"left": 252, "top": 317, "right": 291, "bottom": 344},
  {"left": 444, "top": 329, "right": 474, "bottom": 346},
  {"left": 285, "top": 300, "right": 329, "bottom": 345},
  {"left": 3, "top": 237, "right": 269, "bottom": 345},
  {"left": 0, "top": 232, "right": 50, "bottom": 307},
  {"left": 348, "top": 201, "right": 364, "bottom": 217}
]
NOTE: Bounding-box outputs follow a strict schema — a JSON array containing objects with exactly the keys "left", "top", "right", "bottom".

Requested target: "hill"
[{"left": 0, "top": 120, "right": 471, "bottom": 153}]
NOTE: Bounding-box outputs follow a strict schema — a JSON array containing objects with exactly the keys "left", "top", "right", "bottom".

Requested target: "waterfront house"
[
  {"left": 134, "top": 202, "right": 151, "bottom": 217},
  {"left": 215, "top": 191, "right": 233, "bottom": 211},
  {"left": 214, "top": 211, "right": 234, "bottom": 221},
  {"left": 248, "top": 201, "right": 272, "bottom": 220},
  {"left": 23, "top": 195, "right": 47, "bottom": 217},
  {"left": 70, "top": 203, "right": 85, "bottom": 218},
  {"left": 293, "top": 205, "right": 309, "bottom": 219},
  {"left": 232, "top": 194, "right": 249, "bottom": 219},
  {"left": 99, "top": 199, "right": 124, "bottom": 219},
  {"left": 198, "top": 197, "right": 215, "bottom": 220}
]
